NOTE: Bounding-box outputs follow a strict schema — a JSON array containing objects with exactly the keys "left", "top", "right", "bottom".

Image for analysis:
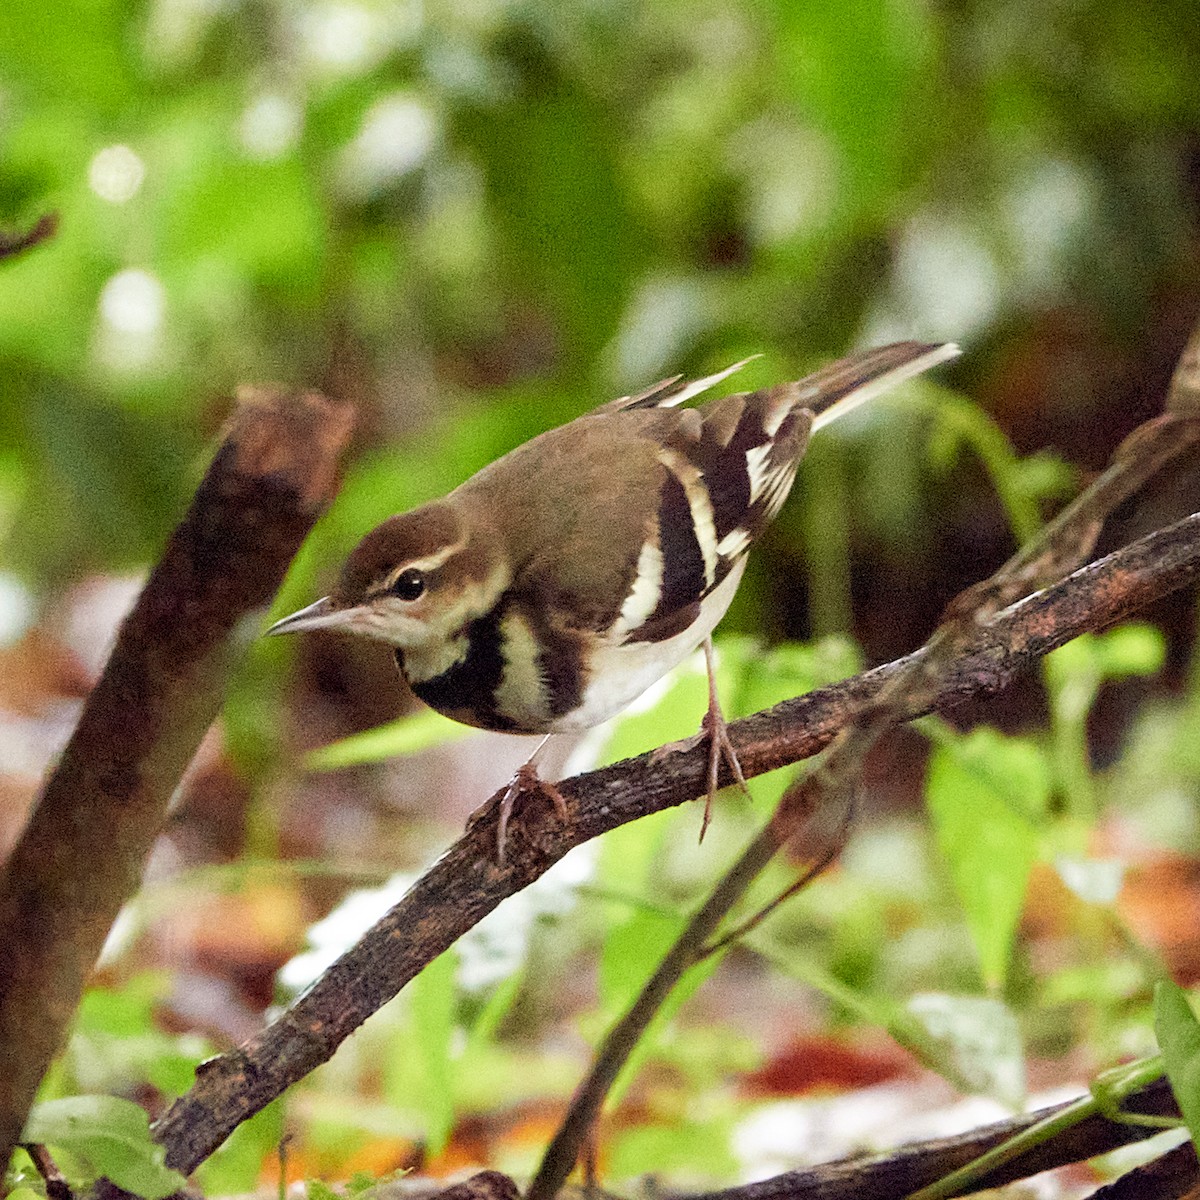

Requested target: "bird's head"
[{"left": 267, "top": 500, "right": 507, "bottom": 650}]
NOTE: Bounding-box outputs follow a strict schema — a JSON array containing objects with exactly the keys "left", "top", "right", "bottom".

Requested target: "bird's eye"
[{"left": 391, "top": 568, "right": 426, "bottom": 601}]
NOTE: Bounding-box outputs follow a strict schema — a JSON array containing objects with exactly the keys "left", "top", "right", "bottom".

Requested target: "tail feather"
[{"left": 806, "top": 340, "right": 959, "bottom": 431}]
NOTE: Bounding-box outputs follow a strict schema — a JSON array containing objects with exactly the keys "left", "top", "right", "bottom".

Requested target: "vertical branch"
[{"left": 0, "top": 388, "right": 353, "bottom": 1172}]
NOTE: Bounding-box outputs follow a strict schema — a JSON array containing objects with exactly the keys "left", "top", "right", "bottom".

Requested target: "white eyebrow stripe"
[{"left": 384, "top": 538, "right": 466, "bottom": 583}]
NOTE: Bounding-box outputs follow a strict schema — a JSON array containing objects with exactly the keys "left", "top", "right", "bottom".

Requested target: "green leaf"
[
  {"left": 610, "top": 954, "right": 725, "bottom": 1110},
  {"left": 195, "top": 1100, "right": 285, "bottom": 1197},
  {"left": 453, "top": 35, "right": 649, "bottom": 367},
  {"left": 466, "top": 968, "right": 525, "bottom": 1049},
  {"left": 398, "top": 949, "right": 458, "bottom": 1154},
  {"left": 608, "top": 1110, "right": 738, "bottom": 1184},
  {"left": 22, "top": 1096, "right": 187, "bottom": 1199},
  {"left": 0, "top": 0, "right": 137, "bottom": 112},
  {"left": 305, "top": 709, "right": 471, "bottom": 770},
  {"left": 594, "top": 900, "right": 727, "bottom": 1108},
  {"left": 1045, "top": 625, "right": 1166, "bottom": 820},
  {"left": 899, "top": 993, "right": 1026, "bottom": 1107},
  {"left": 733, "top": 634, "right": 864, "bottom": 716},
  {"left": 1155, "top": 980, "right": 1200, "bottom": 1149},
  {"left": 924, "top": 726, "right": 1045, "bottom": 987},
  {"left": 600, "top": 907, "right": 687, "bottom": 1018},
  {"left": 307, "top": 1181, "right": 342, "bottom": 1200},
  {"left": 773, "top": 0, "right": 936, "bottom": 210},
  {"left": 1096, "top": 623, "right": 1167, "bottom": 679},
  {"left": 922, "top": 391, "right": 1043, "bottom": 544}
]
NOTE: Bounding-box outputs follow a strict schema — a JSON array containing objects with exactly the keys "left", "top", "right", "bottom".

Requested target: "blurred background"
[{"left": 4, "top": 0, "right": 1200, "bottom": 1193}]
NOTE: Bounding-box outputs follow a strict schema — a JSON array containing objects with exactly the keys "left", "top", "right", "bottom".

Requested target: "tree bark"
[
  {"left": 149, "top": 507, "right": 1200, "bottom": 1177},
  {"left": 0, "top": 388, "right": 353, "bottom": 1172}
]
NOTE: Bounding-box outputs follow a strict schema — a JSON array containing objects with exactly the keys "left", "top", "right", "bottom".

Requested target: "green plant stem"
[{"left": 905, "top": 1057, "right": 1170, "bottom": 1200}]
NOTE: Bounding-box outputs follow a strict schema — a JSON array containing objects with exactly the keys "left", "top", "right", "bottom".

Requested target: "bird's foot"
[
  {"left": 495, "top": 762, "right": 568, "bottom": 865},
  {"left": 648, "top": 638, "right": 749, "bottom": 841},
  {"left": 697, "top": 696, "right": 748, "bottom": 841},
  {"left": 467, "top": 738, "right": 568, "bottom": 866}
]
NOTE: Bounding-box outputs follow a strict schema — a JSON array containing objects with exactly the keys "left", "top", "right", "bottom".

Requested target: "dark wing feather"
[{"left": 618, "top": 341, "right": 957, "bottom": 644}]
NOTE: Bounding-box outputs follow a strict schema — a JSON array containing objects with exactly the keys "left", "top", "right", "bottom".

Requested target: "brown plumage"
[{"left": 269, "top": 340, "right": 959, "bottom": 859}]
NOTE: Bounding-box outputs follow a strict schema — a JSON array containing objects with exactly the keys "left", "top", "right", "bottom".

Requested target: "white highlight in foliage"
[
  {"left": 339, "top": 93, "right": 437, "bottom": 198},
  {"left": 276, "top": 848, "right": 596, "bottom": 995},
  {"left": 240, "top": 93, "right": 302, "bottom": 160},
  {"left": 88, "top": 145, "right": 145, "bottom": 204},
  {"left": 99, "top": 269, "right": 165, "bottom": 336},
  {"left": 608, "top": 273, "right": 711, "bottom": 387},
  {"left": 279, "top": 874, "right": 416, "bottom": 991},
  {"left": 893, "top": 216, "right": 1000, "bottom": 342},
  {"left": 297, "top": 1, "right": 420, "bottom": 76},
  {"left": 0, "top": 574, "right": 33, "bottom": 645}
]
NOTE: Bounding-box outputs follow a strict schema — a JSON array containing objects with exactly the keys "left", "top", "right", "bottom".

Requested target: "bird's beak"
[{"left": 266, "top": 596, "right": 348, "bottom": 636}]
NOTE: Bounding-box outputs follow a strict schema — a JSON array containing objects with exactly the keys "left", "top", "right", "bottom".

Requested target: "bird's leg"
[
  {"left": 468, "top": 734, "right": 569, "bottom": 865},
  {"left": 698, "top": 636, "right": 748, "bottom": 839}
]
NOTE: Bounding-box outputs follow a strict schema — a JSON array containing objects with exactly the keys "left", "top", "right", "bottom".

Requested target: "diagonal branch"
[
  {"left": 0, "top": 212, "right": 58, "bottom": 261},
  {"left": 525, "top": 328, "right": 1200, "bottom": 1198},
  {"left": 150, "top": 501, "right": 1200, "bottom": 1176}
]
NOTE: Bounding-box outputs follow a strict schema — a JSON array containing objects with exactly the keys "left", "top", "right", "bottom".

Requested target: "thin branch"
[
  {"left": 527, "top": 783, "right": 846, "bottom": 1200},
  {"left": 528, "top": 811, "right": 812, "bottom": 1200},
  {"left": 20, "top": 1143, "right": 74, "bottom": 1200},
  {"left": 0, "top": 212, "right": 58, "bottom": 261},
  {"left": 1089, "top": 1141, "right": 1199, "bottom": 1200},
  {"left": 526, "top": 355, "right": 1200, "bottom": 1197},
  {"left": 675, "top": 1078, "right": 1180, "bottom": 1200},
  {"left": 0, "top": 388, "right": 353, "bottom": 1172},
  {"left": 149, "top": 501, "right": 1200, "bottom": 1177}
]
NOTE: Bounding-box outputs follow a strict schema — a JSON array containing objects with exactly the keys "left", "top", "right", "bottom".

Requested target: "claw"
[
  {"left": 495, "top": 761, "right": 568, "bottom": 865},
  {"left": 697, "top": 637, "right": 748, "bottom": 841},
  {"left": 469, "top": 735, "right": 569, "bottom": 865}
]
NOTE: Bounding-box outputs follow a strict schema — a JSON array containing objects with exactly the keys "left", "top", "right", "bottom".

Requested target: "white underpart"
[
  {"left": 659, "top": 448, "right": 719, "bottom": 587},
  {"left": 548, "top": 557, "right": 748, "bottom": 733},
  {"left": 809, "top": 342, "right": 961, "bottom": 432},
  {"left": 613, "top": 538, "right": 665, "bottom": 637},
  {"left": 493, "top": 610, "right": 549, "bottom": 728}
]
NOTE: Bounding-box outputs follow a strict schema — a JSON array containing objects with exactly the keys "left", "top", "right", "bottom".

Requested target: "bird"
[{"left": 269, "top": 340, "right": 958, "bottom": 861}]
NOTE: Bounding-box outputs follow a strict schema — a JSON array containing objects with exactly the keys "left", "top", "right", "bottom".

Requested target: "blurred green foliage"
[
  {"left": 2, "top": 0, "right": 1198, "bottom": 604},
  {"left": 6, "top": 0, "right": 1200, "bottom": 1190}
]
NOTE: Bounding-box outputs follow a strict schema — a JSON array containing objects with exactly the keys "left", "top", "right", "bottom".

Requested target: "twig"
[
  {"left": 675, "top": 1077, "right": 1180, "bottom": 1200},
  {"left": 0, "top": 388, "right": 353, "bottom": 1173},
  {"left": 1089, "top": 1141, "right": 1199, "bottom": 1200},
  {"left": 528, "top": 810, "right": 812, "bottom": 1200},
  {"left": 21, "top": 1142, "right": 74, "bottom": 1200},
  {"left": 527, "top": 780, "right": 845, "bottom": 1200},
  {"left": 148, "top": 504, "right": 1200, "bottom": 1177},
  {"left": 0, "top": 212, "right": 58, "bottom": 261}
]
